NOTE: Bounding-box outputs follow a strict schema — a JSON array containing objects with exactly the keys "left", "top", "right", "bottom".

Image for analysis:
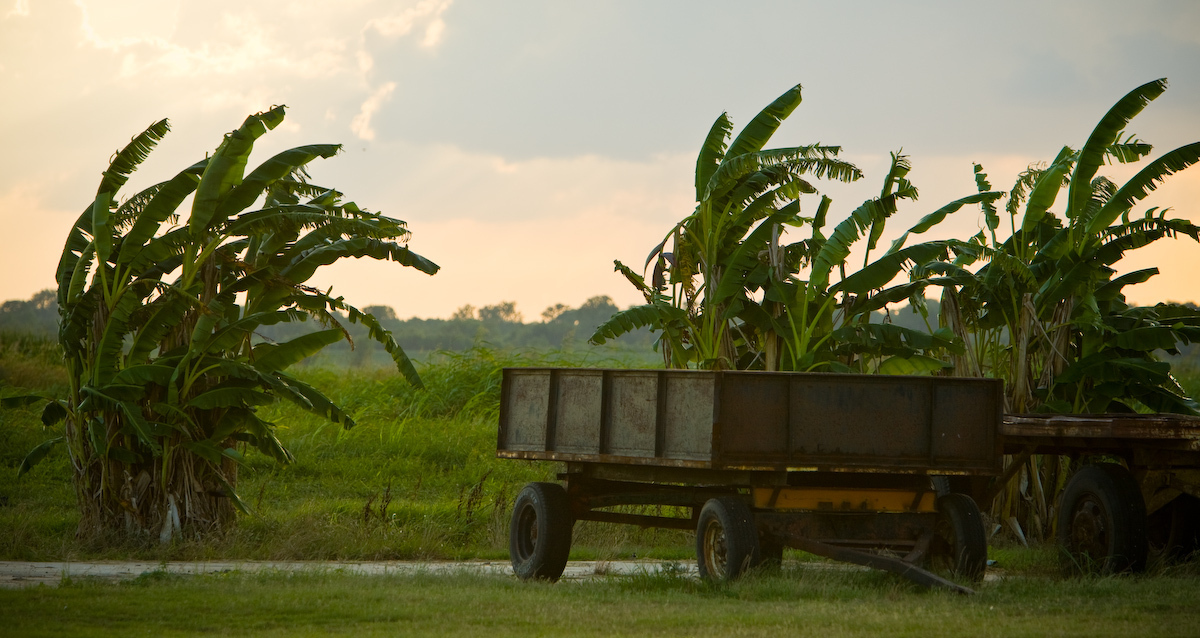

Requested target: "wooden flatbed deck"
[{"left": 1001, "top": 413, "right": 1200, "bottom": 456}]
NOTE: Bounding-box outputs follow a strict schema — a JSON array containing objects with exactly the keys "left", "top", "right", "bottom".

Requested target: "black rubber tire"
[
  {"left": 509, "top": 482, "right": 573, "bottom": 581},
  {"left": 929, "top": 493, "right": 988, "bottom": 582},
  {"left": 1056, "top": 463, "right": 1148, "bottom": 574},
  {"left": 1147, "top": 494, "right": 1200, "bottom": 563},
  {"left": 695, "top": 497, "right": 760, "bottom": 582}
]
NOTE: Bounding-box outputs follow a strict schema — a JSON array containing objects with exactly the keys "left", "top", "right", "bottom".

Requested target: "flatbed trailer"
[
  {"left": 991, "top": 413, "right": 1200, "bottom": 572},
  {"left": 497, "top": 368, "right": 1004, "bottom": 593}
]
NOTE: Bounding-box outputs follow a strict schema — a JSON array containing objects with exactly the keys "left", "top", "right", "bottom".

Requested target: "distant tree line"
[
  {"left": 0, "top": 290, "right": 658, "bottom": 365},
  {"left": 0, "top": 290, "right": 57, "bottom": 336},
  {"left": 4, "top": 288, "right": 1196, "bottom": 368}
]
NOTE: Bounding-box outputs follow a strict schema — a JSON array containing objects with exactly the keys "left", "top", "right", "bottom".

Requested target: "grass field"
[
  {"left": 4, "top": 337, "right": 1200, "bottom": 635},
  {"left": 3, "top": 561, "right": 1200, "bottom": 637}
]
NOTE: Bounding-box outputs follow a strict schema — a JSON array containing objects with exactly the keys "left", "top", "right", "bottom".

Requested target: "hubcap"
[
  {"left": 703, "top": 519, "right": 728, "bottom": 579},
  {"left": 516, "top": 504, "right": 539, "bottom": 560},
  {"left": 931, "top": 516, "right": 957, "bottom": 571},
  {"left": 1069, "top": 495, "right": 1109, "bottom": 563}
]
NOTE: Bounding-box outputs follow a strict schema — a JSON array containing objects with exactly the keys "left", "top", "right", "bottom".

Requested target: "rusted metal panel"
[
  {"left": 787, "top": 375, "right": 932, "bottom": 462},
  {"left": 751, "top": 486, "right": 936, "bottom": 512},
  {"left": 499, "top": 369, "right": 551, "bottom": 452},
  {"left": 607, "top": 372, "right": 658, "bottom": 457},
  {"left": 566, "top": 475, "right": 740, "bottom": 509},
  {"left": 755, "top": 510, "right": 937, "bottom": 547},
  {"left": 497, "top": 448, "right": 714, "bottom": 469},
  {"left": 1002, "top": 413, "right": 1200, "bottom": 441},
  {"left": 567, "top": 461, "right": 789, "bottom": 487},
  {"left": 498, "top": 368, "right": 1002, "bottom": 475},
  {"left": 931, "top": 382, "right": 1000, "bottom": 463},
  {"left": 715, "top": 372, "right": 1002, "bottom": 473},
  {"left": 553, "top": 370, "right": 603, "bottom": 455},
  {"left": 1000, "top": 414, "right": 1200, "bottom": 458},
  {"left": 661, "top": 373, "right": 714, "bottom": 461}
]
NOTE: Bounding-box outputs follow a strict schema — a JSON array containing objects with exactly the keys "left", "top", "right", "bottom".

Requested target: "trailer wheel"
[
  {"left": 510, "top": 482, "right": 573, "bottom": 581},
  {"left": 930, "top": 493, "right": 987, "bottom": 582},
  {"left": 1057, "top": 463, "right": 1147, "bottom": 574},
  {"left": 696, "top": 497, "right": 760, "bottom": 582}
]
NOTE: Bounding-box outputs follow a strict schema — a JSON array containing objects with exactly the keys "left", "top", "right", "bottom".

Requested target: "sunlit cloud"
[
  {"left": 198, "top": 88, "right": 281, "bottom": 117},
  {"left": 364, "top": 0, "right": 452, "bottom": 43},
  {"left": 74, "top": 0, "right": 174, "bottom": 51},
  {"left": 355, "top": 0, "right": 453, "bottom": 85},
  {"left": 6, "top": 0, "right": 29, "bottom": 18},
  {"left": 351, "top": 82, "right": 398, "bottom": 141},
  {"left": 421, "top": 16, "right": 446, "bottom": 48},
  {"left": 73, "top": 1, "right": 351, "bottom": 80}
]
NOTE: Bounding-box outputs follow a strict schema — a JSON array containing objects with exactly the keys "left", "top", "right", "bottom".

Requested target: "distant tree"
[
  {"left": 560, "top": 296, "right": 619, "bottom": 329},
  {"left": 479, "top": 301, "right": 522, "bottom": 323},
  {"left": 0, "top": 289, "right": 58, "bottom": 335},
  {"left": 364, "top": 305, "right": 398, "bottom": 321},
  {"left": 541, "top": 303, "right": 569, "bottom": 322},
  {"left": 451, "top": 304, "right": 477, "bottom": 321},
  {"left": 579, "top": 296, "right": 614, "bottom": 311}
]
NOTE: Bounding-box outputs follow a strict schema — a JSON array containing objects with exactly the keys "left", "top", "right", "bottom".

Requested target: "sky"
[{"left": 2, "top": 0, "right": 1199, "bottom": 320}]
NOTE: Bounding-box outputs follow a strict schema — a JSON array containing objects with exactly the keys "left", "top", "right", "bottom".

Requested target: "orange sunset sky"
[{"left": 2, "top": 1, "right": 1199, "bottom": 319}]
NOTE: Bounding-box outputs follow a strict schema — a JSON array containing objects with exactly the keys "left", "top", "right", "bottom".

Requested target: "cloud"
[
  {"left": 62, "top": 0, "right": 455, "bottom": 136},
  {"left": 421, "top": 16, "right": 446, "bottom": 48},
  {"left": 355, "top": 0, "right": 453, "bottom": 85},
  {"left": 78, "top": 7, "right": 349, "bottom": 81},
  {"left": 69, "top": 1, "right": 455, "bottom": 84},
  {"left": 364, "top": 0, "right": 452, "bottom": 44},
  {"left": 335, "top": 140, "right": 695, "bottom": 224},
  {"left": 6, "top": 0, "right": 29, "bottom": 18},
  {"left": 351, "top": 82, "right": 397, "bottom": 141}
]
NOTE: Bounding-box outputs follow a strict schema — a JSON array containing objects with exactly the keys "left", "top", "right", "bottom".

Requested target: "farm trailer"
[
  {"left": 985, "top": 413, "right": 1200, "bottom": 573},
  {"left": 496, "top": 368, "right": 1004, "bottom": 593}
]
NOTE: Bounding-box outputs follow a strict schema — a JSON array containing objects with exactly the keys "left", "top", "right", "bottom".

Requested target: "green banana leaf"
[{"left": 1067, "top": 78, "right": 1167, "bottom": 219}]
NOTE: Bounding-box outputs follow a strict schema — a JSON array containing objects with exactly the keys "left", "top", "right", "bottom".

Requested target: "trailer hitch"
[{"left": 786, "top": 535, "right": 976, "bottom": 595}]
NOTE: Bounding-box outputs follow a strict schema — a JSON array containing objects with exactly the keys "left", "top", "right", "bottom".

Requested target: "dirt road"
[{"left": 0, "top": 559, "right": 695, "bottom": 589}]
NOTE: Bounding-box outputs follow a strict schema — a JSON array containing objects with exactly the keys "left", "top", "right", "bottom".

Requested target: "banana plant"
[
  {"left": 918, "top": 78, "right": 1200, "bottom": 541},
  {"left": 928, "top": 78, "right": 1200, "bottom": 414},
  {"left": 591, "top": 84, "right": 1001, "bottom": 374},
  {"left": 22, "top": 107, "right": 438, "bottom": 541},
  {"left": 762, "top": 153, "right": 1001, "bottom": 373},
  {"left": 591, "top": 84, "right": 863, "bottom": 368}
]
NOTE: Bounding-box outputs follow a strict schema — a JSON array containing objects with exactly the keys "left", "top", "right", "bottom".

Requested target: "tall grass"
[
  {"left": 0, "top": 331, "right": 67, "bottom": 395},
  {"left": 0, "top": 345, "right": 677, "bottom": 561},
  {"left": 5, "top": 340, "right": 1200, "bottom": 564},
  {"left": 1174, "top": 365, "right": 1200, "bottom": 406}
]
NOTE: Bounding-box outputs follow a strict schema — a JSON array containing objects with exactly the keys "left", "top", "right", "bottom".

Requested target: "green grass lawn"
[{"left": 4, "top": 564, "right": 1200, "bottom": 637}]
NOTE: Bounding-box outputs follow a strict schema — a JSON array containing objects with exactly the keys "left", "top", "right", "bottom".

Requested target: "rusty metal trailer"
[
  {"left": 497, "top": 368, "right": 1004, "bottom": 593},
  {"left": 989, "top": 413, "right": 1200, "bottom": 573}
]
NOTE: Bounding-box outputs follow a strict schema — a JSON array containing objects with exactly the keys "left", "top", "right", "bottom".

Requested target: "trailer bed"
[
  {"left": 1002, "top": 413, "right": 1200, "bottom": 449},
  {"left": 498, "top": 368, "right": 1004, "bottom": 476}
]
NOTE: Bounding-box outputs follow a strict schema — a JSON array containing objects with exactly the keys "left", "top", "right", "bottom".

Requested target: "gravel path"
[
  {"left": 0, "top": 559, "right": 697, "bottom": 589},
  {"left": 1, "top": 559, "right": 1005, "bottom": 590}
]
